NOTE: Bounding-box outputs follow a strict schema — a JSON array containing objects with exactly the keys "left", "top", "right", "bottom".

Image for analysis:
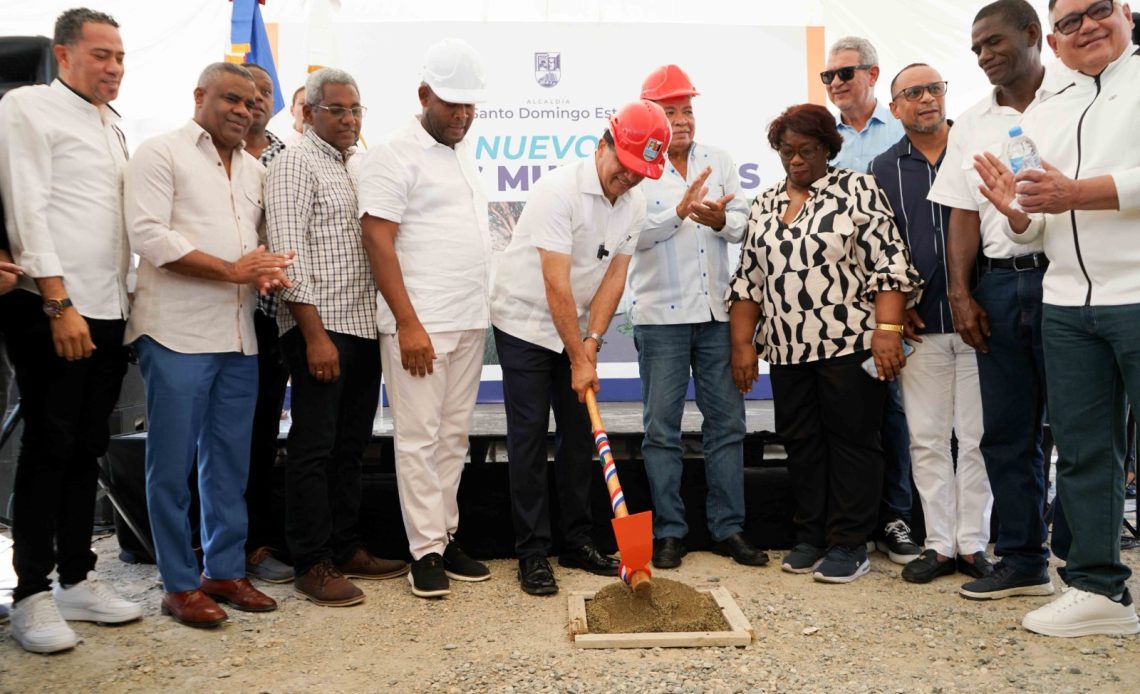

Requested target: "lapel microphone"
[{"left": 597, "top": 244, "right": 609, "bottom": 260}]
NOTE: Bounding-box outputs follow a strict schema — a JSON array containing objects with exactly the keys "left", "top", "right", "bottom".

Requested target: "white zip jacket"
[{"left": 1007, "top": 44, "right": 1140, "bottom": 307}]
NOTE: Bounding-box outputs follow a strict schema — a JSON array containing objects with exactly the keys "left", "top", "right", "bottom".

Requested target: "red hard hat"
[
  {"left": 640, "top": 64, "right": 700, "bottom": 102},
  {"left": 608, "top": 100, "right": 672, "bottom": 180}
]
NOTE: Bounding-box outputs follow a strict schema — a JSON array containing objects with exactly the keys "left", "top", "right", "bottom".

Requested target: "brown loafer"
[
  {"left": 336, "top": 547, "right": 409, "bottom": 580},
  {"left": 200, "top": 576, "right": 278, "bottom": 612},
  {"left": 161, "top": 589, "right": 227, "bottom": 628},
  {"left": 295, "top": 559, "right": 365, "bottom": 607}
]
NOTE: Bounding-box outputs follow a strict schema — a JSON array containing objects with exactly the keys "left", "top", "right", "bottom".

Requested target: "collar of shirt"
[
  {"left": 984, "top": 71, "right": 1058, "bottom": 116},
  {"left": 837, "top": 98, "right": 893, "bottom": 134},
  {"left": 53, "top": 78, "right": 122, "bottom": 125},
  {"left": 882, "top": 122, "right": 953, "bottom": 167},
  {"left": 303, "top": 125, "right": 356, "bottom": 163}
]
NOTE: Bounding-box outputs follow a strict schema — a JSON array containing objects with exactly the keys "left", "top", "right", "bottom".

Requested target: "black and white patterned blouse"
[
  {"left": 255, "top": 129, "right": 287, "bottom": 320},
  {"left": 726, "top": 167, "right": 921, "bottom": 365}
]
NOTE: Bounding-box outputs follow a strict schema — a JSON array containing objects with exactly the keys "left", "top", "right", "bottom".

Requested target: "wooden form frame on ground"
[{"left": 567, "top": 586, "right": 754, "bottom": 649}]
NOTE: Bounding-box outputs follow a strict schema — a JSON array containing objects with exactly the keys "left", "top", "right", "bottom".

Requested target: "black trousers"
[
  {"left": 494, "top": 327, "right": 594, "bottom": 559},
  {"left": 245, "top": 310, "right": 289, "bottom": 555},
  {"left": 280, "top": 327, "right": 380, "bottom": 575},
  {"left": 2, "top": 289, "right": 127, "bottom": 602},
  {"left": 770, "top": 350, "right": 885, "bottom": 549}
]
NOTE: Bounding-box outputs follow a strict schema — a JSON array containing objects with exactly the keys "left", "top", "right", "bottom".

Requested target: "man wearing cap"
[
  {"left": 629, "top": 65, "right": 764, "bottom": 570},
  {"left": 491, "top": 100, "right": 670, "bottom": 596},
  {"left": 360, "top": 38, "right": 493, "bottom": 600}
]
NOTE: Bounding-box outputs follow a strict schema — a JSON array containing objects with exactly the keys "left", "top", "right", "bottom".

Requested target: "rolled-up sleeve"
[
  {"left": 724, "top": 198, "right": 765, "bottom": 310},
  {"left": 0, "top": 94, "right": 63, "bottom": 278},
  {"left": 124, "top": 140, "right": 195, "bottom": 267},
  {"left": 265, "top": 150, "right": 316, "bottom": 306},
  {"left": 853, "top": 176, "right": 923, "bottom": 304},
  {"left": 1112, "top": 167, "right": 1140, "bottom": 213}
]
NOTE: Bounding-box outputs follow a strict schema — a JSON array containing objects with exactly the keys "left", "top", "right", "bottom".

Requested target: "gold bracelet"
[{"left": 875, "top": 323, "right": 905, "bottom": 334}]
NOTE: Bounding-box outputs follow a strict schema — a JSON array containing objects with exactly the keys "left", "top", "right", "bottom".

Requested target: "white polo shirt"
[
  {"left": 927, "top": 80, "right": 1053, "bottom": 259},
  {"left": 0, "top": 79, "right": 130, "bottom": 319},
  {"left": 357, "top": 117, "right": 491, "bottom": 334},
  {"left": 490, "top": 157, "right": 645, "bottom": 352}
]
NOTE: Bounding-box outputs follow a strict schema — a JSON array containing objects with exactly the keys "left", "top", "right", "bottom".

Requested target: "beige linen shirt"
[{"left": 124, "top": 120, "right": 265, "bottom": 355}]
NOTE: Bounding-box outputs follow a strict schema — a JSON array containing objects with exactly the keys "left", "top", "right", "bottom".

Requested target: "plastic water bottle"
[{"left": 1006, "top": 126, "right": 1041, "bottom": 212}]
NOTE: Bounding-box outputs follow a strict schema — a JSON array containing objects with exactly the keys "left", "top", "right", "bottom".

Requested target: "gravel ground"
[{"left": 1, "top": 535, "right": 1137, "bottom": 693}]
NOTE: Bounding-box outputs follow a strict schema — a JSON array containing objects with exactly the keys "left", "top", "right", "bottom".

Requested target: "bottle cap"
[{"left": 1009, "top": 126, "right": 1023, "bottom": 137}]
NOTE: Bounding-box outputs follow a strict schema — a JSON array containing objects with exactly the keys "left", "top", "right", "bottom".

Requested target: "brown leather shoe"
[
  {"left": 336, "top": 547, "right": 409, "bottom": 580},
  {"left": 294, "top": 560, "right": 365, "bottom": 607},
  {"left": 161, "top": 589, "right": 227, "bottom": 628},
  {"left": 200, "top": 576, "right": 278, "bottom": 613}
]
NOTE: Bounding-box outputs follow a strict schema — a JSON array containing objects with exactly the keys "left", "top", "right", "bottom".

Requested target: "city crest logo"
[
  {"left": 534, "top": 52, "right": 561, "bottom": 88},
  {"left": 643, "top": 138, "right": 663, "bottom": 162}
]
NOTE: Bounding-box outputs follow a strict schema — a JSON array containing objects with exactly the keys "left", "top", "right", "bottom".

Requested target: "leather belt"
[{"left": 984, "top": 252, "right": 1049, "bottom": 272}]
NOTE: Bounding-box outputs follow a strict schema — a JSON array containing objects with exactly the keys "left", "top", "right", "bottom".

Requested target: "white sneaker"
[
  {"left": 1022, "top": 586, "right": 1140, "bottom": 637},
  {"left": 9, "top": 592, "right": 79, "bottom": 654},
  {"left": 54, "top": 572, "right": 143, "bottom": 624}
]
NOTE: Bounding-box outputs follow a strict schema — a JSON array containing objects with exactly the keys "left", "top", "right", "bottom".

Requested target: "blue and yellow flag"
[{"left": 227, "top": 0, "right": 284, "bottom": 114}]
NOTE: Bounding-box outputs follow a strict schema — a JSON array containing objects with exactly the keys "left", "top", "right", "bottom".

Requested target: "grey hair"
[
  {"left": 197, "top": 62, "right": 254, "bottom": 90},
  {"left": 828, "top": 36, "right": 879, "bottom": 66},
  {"left": 53, "top": 7, "right": 119, "bottom": 46},
  {"left": 305, "top": 68, "right": 359, "bottom": 107}
]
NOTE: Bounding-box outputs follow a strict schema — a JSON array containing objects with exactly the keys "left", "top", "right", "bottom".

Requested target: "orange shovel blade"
[{"left": 612, "top": 510, "right": 653, "bottom": 572}]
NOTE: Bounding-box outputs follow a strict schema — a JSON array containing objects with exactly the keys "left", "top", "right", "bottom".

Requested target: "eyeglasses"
[
  {"left": 1053, "top": 0, "right": 1116, "bottom": 35},
  {"left": 777, "top": 143, "right": 825, "bottom": 161},
  {"left": 892, "top": 81, "right": 949, "bottom": 102},
  {"left": 314, "top": 104, "right": 367, "bottom": 119},
  {"left": 819, "top": 64, "right": 873, "bottom": 85}
]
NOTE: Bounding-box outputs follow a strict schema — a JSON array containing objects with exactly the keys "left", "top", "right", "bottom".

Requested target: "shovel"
[{"left": 585, "top": 390, "right": 653, "bottom": 594}]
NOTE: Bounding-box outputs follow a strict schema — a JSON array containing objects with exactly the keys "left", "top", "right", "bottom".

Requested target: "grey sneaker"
[
  {"left": 960, "top": 564, "right": 1054, "bottom": 600},
  {"left": 813, "top": 544, "right": 871, "bottom": 584},
  {"left": 781, "top": 543, "right": 826, "bottom": 574}
]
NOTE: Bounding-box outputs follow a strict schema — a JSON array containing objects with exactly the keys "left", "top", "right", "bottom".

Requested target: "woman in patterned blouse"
[{"left": 727, "top": 103, "right": 921, "bottom": 585}]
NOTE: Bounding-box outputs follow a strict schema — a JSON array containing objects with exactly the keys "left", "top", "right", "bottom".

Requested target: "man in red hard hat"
[
  {"left": 630, "top": 65, "right": 767, "bottom": 571},
  {"left": 491, "top": 100, "right": 671, "bottom": 596}
]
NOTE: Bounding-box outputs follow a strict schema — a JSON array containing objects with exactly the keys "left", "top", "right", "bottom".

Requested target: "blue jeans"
[
  {"left": 879, "top": 380, "right": 913, "bottom": 525},
  {"left": 634, "top": 322, "right": 746, "bottom": 542},
  {"left": 1043, "top": 303, "right": 1139, "bottom": 597},
  {"left": 136, "top": 337, "right": 258, "bottom": 593},
  {"left": 973, "top": 267, "right": 1049, "bottom": 574}
]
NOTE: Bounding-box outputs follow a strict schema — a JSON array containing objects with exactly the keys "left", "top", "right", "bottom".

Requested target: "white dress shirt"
[
  {"left": 0, "top": 79, "right": 130, "bottom": 319},
  {"left": 629, "top": 142, "right": 747, "bottom": 325},
  {"left": 490, "top": 158, "right": 645, "bottom": 353},
  {"left": 357, "top": 117, "right": 491, "bottom": 334},
  {"left": 927, "top": 81, "right": 1053, "bottom": 259},
  {"left": 124, "top": 120, "right": 265, "bottom": 355}
]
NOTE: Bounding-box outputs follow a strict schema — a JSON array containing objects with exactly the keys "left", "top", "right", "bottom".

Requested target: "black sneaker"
[
  {"left": 901, "top": 549, "right": 955, "bottom": 584},
  {"left": 652, "top": 537, "right": 686, "bottom": 569},
  {"left": 876, "top": 519, "right": 921, "bottom": 565},
  {"left": 408, "top": 553, "right": 450, "bottom": 599},
  {"left": 781, "top": 543, "right": 826, "bottom": 574},
  {"left": 813, "top": 544, "right": 870, "bottom": 584},
  {"left": 442, "top": 541, "right": 491, "bottom": 582},
  {"left": 518, "top": 556, "right": 558, "bottom": 596},
  {"left": 956, "top": 551, "right": 995, "bottom": 579},
  {"left": 959, "top": 563, "right": 1054, "bottom": 600}
]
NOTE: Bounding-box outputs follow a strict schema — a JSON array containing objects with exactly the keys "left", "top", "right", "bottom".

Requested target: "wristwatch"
[
  {"left": 42, "top": 297, "right": 73, "bottom": 319},
  {"left": 584, "top": 332, "right": 605, "bottom": 351}
]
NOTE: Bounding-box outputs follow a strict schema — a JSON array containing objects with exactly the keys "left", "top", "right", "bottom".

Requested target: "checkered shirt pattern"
[{"left": 256, "top": 129, "right": 287, "bottom": 318}]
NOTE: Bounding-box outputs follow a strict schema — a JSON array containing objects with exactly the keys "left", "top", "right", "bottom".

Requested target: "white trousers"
[
  {"left": 898, "top": 332, "right": 993, "bottom": 558},
  {"left": 380, "top": 328, "right": 485, "bottom": 560}
]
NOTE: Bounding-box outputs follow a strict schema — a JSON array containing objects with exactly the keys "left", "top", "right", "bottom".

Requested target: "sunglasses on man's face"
[
  {"left": 820, "top": 64, "right": 873, "bottom": 85},
  {"left": 1052, "top": 0, "right": 1116, "bottom": 36}
]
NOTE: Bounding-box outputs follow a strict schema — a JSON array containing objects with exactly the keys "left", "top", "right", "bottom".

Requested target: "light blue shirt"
[
  {"left": 832, "top": 99, "right": 905, "bottom": 174},
  {"left": 628, "top": 142, "right": 748, "bottom": 325}
]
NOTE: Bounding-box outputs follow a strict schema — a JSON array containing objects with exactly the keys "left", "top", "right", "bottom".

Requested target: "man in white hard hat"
[
  {"left": 630, "top": 65, "right": 765, "bottom": 572},
  {"left": 360, "top": 38, "right": 493, "bottom": 599},
  {"left": 491, "top": 100, "right": 671, "bottom": 596}
]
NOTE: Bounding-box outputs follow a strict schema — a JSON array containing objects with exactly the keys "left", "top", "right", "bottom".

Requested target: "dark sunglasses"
[
  {"left": 819, "top": 64, "right": 873, "bottom": 85},
  {"left": 777, "top": 143, "right": 825, "bottom": 162},
  {"left": 892, "top": 81, "right": 949, "bottom": 102},
  {"left": 1053, "top": 0, "right": 1116, "bottom": 35}
]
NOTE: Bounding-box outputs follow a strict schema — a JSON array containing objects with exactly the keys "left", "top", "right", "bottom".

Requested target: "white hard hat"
[{"left": 421, "top": 38, "right": 487, "bottom": 104}]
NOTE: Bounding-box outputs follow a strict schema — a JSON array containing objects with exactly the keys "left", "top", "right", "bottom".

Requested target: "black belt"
[{"left": 984, "top": 253, "right": 1048, "bottom": 272}]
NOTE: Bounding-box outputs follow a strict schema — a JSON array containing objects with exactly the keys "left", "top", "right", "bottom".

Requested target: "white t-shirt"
[
  {"left": 490, "top": 157, "right": 645, "bottom": 352},
  {"left": 357, "top": 117, "right": 491, "bottom": 334}
]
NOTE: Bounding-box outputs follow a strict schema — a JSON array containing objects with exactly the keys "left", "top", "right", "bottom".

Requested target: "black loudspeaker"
[{"left": 0, "top": 36, "right": 56, "bottom": 101}]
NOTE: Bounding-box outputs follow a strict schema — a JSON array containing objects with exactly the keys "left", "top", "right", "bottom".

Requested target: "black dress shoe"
[
  {"left": 518, "top": 556, "right": 558, "bottom": 596},
  {"left": 711, "top": 533, "right": 769, "bottom": 567},
  {"left": 956, "top": 551, "right": 995, "bottom": 579},
  {"left": 652, "top": 537, "right": 687, "bottom": 569},
  {"left": 901, "top": 549, "right": 956, "bottom": 584},
  {"left": 557, "top": 543, "right": 620, "bottom": 576}
]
